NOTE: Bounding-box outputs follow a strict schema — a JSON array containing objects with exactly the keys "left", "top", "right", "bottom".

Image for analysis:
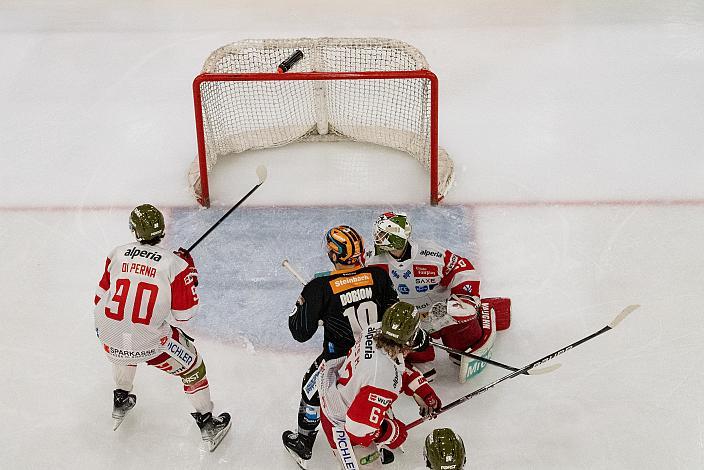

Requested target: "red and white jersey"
[
  {"left": 318, "top": 323, "right": 429, "bottom": 447},
  {"left": 366, "top": 240, "right": 481, "bottom": 332},
  {"left": 93, "top": 242, "right": 199, "bottom": 365}
]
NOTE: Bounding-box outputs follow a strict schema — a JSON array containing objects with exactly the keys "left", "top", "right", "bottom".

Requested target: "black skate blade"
[
  {"left": 284, "top": 446, "right": 309, "bottom": 469},
  {"left": 206, "top": 420, "right": 232, "bottom": 452}
]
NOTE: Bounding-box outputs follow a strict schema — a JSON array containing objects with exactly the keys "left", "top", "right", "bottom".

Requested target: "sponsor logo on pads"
[{"left": 164, "top": 337, "right": 194, "bottom": 368}]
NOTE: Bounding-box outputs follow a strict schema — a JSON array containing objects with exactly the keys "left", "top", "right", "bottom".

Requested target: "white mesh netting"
[{"left": 190, "top": 38, "right": 454, "bottom": 204}]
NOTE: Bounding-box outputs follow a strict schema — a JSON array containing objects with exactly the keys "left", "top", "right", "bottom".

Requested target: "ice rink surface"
[{"left": 2, "top": 1, "right": 704, "bottom": 469}]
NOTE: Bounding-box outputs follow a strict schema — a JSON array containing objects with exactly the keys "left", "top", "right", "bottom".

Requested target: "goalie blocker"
[{"left": 405, "top": 296, "right": 511, "bottom": 384}]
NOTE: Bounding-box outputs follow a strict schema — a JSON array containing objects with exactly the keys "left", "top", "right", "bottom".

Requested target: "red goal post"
[{"left": 190, "top": 38, "right": 455, "bottom": 207}]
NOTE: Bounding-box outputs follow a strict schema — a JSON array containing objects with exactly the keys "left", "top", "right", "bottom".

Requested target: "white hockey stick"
[{"left": 282, "top": 259, "right": 308, "bottom": 285}]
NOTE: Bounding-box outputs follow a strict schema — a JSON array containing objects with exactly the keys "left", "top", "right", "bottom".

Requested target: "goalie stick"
[
  {"left": 429, "top": 340, "right": 560, "bottom": 376},
  {"left": 407, "top": 304, "right": 640, "bottom": 430},
  {"left": 187, "top": 165, "right": 267, "bottom": 252},
  {"left": 280, "top": 258, "right": 555, "bottom": 375}
]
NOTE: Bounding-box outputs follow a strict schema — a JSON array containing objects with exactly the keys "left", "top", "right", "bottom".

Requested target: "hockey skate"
[
  {"left": 112, "top": 389, "right": 136, "bottom": 431},
  {"left": 282, "top": 430, "right": 317, "bottom": 469},
  {"left": 191, "top": 411, "right": 232, "bottom": 452}
]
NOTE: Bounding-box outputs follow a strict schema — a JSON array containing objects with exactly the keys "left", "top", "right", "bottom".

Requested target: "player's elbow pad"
[
  {"left": 290, "top": 330, "right": 314, "bottom": 343},
  {"left": 288, "top": 311, "right": 316, "bottom": 342}
]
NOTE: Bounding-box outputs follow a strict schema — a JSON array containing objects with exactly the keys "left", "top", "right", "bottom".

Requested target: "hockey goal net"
[{"left": 190, "top": 38, "right": 454, "bottom": 207}]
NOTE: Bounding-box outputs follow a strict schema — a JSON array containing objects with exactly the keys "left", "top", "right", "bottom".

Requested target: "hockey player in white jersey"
[
  {"left": 318, "top": 301, "right": 442, "bottom": 469},
  {"left": 366, "top": 212, "right": 511, "bottom": 383},
  {"left": 93, "top": 204, "right": 231, "bottom": 451}
]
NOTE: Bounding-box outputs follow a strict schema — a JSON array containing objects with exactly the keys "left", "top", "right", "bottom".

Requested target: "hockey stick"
[
  {"left": 282, "top": 259, "right": 308, "bottom": 285},
  {"left": 187, "top": 166, "right": 267, "bottom": 252},
  {"left": 407, "top": 304, "right": 640, "bottom": 430},
  {"left": 429, "top": 340, "right": 560, "bottom": 376},
  {"left": 282, "top": 258, "right": 557, "bottom": 375}
]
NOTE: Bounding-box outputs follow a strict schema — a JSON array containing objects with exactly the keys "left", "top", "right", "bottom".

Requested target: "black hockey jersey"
[{"left": 288, "top": 265, "right": 398, "bottom": 360}]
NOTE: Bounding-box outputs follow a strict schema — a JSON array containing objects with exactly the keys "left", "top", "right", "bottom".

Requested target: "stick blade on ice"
[
  {"left": 608, "top": 304, "right": 640, "bottom": 329},
  {"left": 527, "top": 363, "right": 562, "bottom": 375},
  {"left": 256, "top": 165, "right": 268, "bottom": 184}
]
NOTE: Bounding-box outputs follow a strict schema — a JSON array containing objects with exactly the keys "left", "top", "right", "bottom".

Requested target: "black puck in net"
[{"left": 277, "top": 50, "right": 304, "bottom": 73}]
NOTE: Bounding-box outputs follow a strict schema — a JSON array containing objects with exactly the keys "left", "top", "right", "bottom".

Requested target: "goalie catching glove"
[{"left": 426, "top": 295, "right": 480, "bottom": 332}]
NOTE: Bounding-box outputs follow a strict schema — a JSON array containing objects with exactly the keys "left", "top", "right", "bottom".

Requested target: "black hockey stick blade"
[{"left": 187, "top": 165, "right": 267, "bottom": 252}]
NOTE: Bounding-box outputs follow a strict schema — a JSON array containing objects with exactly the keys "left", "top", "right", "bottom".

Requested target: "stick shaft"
[
  {"left": 187, "top": 181, "right": 264, "bottom": 252},
  {"left": 408, "top": 324, "right": 614, "bottom": 429},
  {"left": 282, "top": 259, "right": 308, "bottom": 285},
  {"left": 429, "top": 340, "right": 524, "bottom": 374}
]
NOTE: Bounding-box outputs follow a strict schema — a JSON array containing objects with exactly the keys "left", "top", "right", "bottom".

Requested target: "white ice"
[{"left": 2, "top": 1, "right": 704, "bottom": 469}]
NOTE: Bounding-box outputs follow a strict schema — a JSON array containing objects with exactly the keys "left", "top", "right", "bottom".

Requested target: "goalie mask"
[
  {"left": 424, "top": 428, "right": 467, "bottom": 470},
  {"left": 129, "top": 204, "right": 165, "bottom": 244},
  {"left": 325, "top": 225, "right": 364, "bottom": 266},
  {"left": 374, "top": 212, "right": 412, "bottom": 253}
]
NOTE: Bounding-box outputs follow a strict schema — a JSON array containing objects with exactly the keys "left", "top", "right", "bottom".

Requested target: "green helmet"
[
  {"left": 373, "top": 212, "right": 412, "bottom": 253},
  {"left": 379, "top": 301, "right": 420, "bottom": 346},
  {"left": 129, "top": 204, "right": 165, "bottom": 243},
  {"left": 424, "top": 428, "right": 467, "bottom": 470}
]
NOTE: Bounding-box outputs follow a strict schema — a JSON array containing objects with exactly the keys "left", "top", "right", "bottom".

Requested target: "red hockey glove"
[
  {"left": 413, "top": 382, "right": 442, "bottom": 418},
  {"left": 174, "top": 247, "right": 195, "bottom": 265},
  {"left": 375, "top": 417, "right": 408, "bottom": 450},
  {"left": 174, "top": 248, "right": 198, "bottom": 286}
]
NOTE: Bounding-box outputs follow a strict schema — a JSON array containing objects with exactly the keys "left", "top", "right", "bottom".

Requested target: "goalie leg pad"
[
  {"left": 483, "top": 297, "right": 511, "bottom": 330},
  {"left": 437, "top": 319, "right": 483, "bottom": 352},
  {"left": 459, "top": 304, "right": 497, "bottom": 384}
]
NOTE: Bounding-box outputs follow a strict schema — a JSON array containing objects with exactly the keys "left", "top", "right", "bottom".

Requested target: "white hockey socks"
[
  {"left": 187, "top": 385, "right": 214, "bottom": 414},
  {"left": 112, "top": 364, "right": 136, "bottom": 392}
]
